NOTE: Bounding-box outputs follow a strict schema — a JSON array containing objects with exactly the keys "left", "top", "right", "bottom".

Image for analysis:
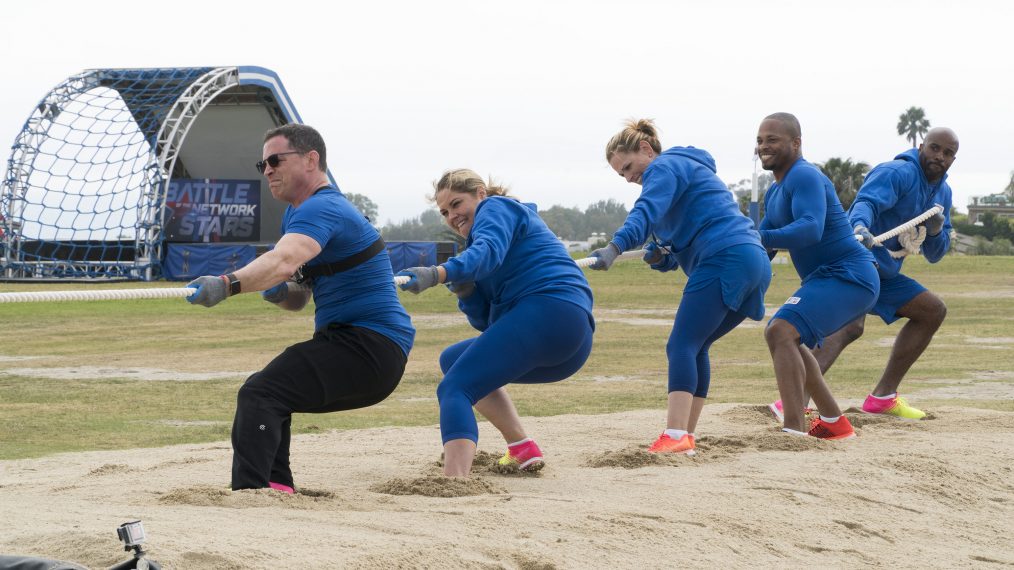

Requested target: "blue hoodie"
[
  {"left": 848, "top": 148, "right": 953, "bottom": 279},
  {"left": 442, "top": 196, "right": 594, "bottom": 331},
  {"left": 610, "top": 146, "right": 762, "bottom": 275}
]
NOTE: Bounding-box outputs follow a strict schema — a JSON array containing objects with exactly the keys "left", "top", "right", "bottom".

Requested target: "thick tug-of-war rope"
[
  {"left": 0, "top": 287, "right": 195, "bottom": 304},
  {"left": 1, "top": 250, "right": 652, "bottom": 303},
  {"left": 573, "top": 249, "right": 647, "bottom": 268},
  {"left": 859, "top": 204, "right": 944, "bottom": 245}
]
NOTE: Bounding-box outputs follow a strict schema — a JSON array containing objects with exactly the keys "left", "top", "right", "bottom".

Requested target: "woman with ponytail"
[
  {"left": 590, "top": 119, "right": 770, "bottom": 455},
  {"left": 397, "top": 169, "right": 594, "bottom": 477}
]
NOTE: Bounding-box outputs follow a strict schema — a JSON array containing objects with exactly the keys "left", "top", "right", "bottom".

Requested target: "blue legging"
[
  {"left": 667, "top": 279, "right": 748, "bottom": 397},
  {"left": 437, "top": 296, "right": 594, "bottom": 444}
]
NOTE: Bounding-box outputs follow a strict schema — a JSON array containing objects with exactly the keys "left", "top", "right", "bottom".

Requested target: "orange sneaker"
[
  {"left": 648, "top": 433, "right": 696, "bottom": 455},
  {"left": 807, "top": 416, "right": 856, "bottom": 440}
]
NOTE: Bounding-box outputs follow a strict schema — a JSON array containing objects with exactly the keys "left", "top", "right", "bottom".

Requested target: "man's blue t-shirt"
[{"left": 282, "top": 187, "right": 415, "bottom": 356}]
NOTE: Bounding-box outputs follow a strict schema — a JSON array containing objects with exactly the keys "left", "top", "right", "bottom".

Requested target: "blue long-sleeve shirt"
[
  {"left": 610, "top": 147, "right": 761, "bottom": 276},
  {"left": 848, "top": 148, "right": 953, "bottom": 279},
  {"left": 442, "top": 197, "right": 593, "bottom": 331},
  {"left": 759, "top": 158, "right": 874, "bottom": 281}
]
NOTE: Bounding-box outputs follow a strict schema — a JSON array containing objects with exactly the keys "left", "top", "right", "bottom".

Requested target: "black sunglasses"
[{"left": 256, "top": 151, "right": 302, "bottom": 174}]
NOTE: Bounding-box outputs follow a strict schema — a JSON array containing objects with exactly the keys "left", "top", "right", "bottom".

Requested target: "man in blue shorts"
[
  {"left": 757, "top": 113, "right": 878, "bottom": 438},
  {"left": 187, "top": 124, "right": 414, "bottom": 492},
  {"left": 810, "top": 127, "right": 958, "bottom": 419}
]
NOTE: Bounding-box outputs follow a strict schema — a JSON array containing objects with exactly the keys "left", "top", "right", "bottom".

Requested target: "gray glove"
[
  {"left": 854, "top": 225, "right": 877, "bottom": 249},
  {"left": 923, "top": 206, "right": 945, "bottom": 236},
  {"left": 589, "top": 243, "right": 621, "bottom": 271},
  {"left": 396, "top": 266, "right": 440, "bottom": 294},
  {"left": 446, "top": 281, "right": 475, "bottom": 299},
  {"left": 187, "top": 275, "right": 229, "bottom": 307},
  {"left": 262, "top": 281, "right": 290, "bottom": 304},
  {"left": 642, "top": 243, "right": 664, "bottom": 265}
]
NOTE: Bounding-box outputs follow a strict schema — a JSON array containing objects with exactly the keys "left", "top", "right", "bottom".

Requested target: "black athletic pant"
[{"left": 231, "top": 323, "right": 407, "bottom": 490}]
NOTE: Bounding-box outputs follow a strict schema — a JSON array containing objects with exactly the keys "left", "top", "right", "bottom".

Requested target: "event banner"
[{"left": 164, "top": 179, "right": 261, "bottom": 242}]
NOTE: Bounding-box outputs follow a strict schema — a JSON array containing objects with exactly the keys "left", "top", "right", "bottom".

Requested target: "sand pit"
[{"left": 1, "top": 404, "right": 1012, "bottom": 569}]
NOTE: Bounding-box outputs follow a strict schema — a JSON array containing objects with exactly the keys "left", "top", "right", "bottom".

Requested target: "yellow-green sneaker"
[{"left": 862, "top": 394, "right": 926, "bottom": 420}]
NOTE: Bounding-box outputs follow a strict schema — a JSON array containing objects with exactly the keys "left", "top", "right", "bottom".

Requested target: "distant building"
[
  {"left": 559, "top": 232, "right": 609, "bottom": 252},
  {"left": 967, "top": 194, "right": 1014, "bottom": 224}
]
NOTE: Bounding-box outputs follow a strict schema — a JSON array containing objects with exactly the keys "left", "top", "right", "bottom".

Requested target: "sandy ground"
[{"left": 1, "top": 404, "right": 1013, "bottom": 569}]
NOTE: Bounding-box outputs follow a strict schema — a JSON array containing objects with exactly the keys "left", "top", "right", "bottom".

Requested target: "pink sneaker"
[
  {"left": 498, "top": 438, "right": 544, "bottom": 471},
  {"left": 768, "top": 400, "right": 784, "bottom": 421},
  {"left": 269, "top": 482, "right": 294, "bottom": 494},
  {"left": 768, "top": 399, "right": 813, "bottom": 422},
  {"left": 861, "top": 393, "right": 926, "bottom": 420}
]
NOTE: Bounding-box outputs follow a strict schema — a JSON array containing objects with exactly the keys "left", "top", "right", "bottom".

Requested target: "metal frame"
[
  {"left": 1, "top": 67, "right": 243, "bottom": 280},
  {"left": 137, "top": 67, "right": 239, "bottom": 280},
  {"left": 2, "top": 71, "right": 101, "bottom": 279}
]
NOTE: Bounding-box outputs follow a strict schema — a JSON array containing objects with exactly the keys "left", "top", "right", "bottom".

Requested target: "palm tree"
[
  {"left": 897, "top": 107, "right": 931, "bottom": 148},
  {"left": 818, "top": 157, "right": 870, "bottom": 209}
]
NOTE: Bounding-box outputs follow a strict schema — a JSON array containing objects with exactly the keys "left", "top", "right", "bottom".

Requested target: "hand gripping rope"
[{"left": 857, "top": 204, "right": 944, "bottom": 245}]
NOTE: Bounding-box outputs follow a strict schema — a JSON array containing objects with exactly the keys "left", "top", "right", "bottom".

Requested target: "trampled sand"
[{"left": 1, "top": 404, "right": 1012, "bottom": 569}]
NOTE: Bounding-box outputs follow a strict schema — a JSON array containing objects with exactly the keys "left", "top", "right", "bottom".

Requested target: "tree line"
[{"left": 376, "top": 199, "right": 631, "bottom": 244}]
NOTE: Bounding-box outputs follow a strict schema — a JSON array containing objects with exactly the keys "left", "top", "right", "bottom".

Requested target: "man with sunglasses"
[{"left": 186, "top": 124, "right": 415, "bottom": 493}]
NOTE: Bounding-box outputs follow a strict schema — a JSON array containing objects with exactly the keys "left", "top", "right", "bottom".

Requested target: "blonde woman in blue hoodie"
[{"left": 590, "top": 119, "right": 770, "bottom": 455}]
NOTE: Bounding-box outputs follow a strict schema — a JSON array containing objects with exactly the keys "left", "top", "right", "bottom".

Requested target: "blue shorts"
[
  {"left": 771, "top": 259, "right": 879, "bottom": 349},
  {"left": 870, "top": 273, "right": 927, "bottom": 325}
]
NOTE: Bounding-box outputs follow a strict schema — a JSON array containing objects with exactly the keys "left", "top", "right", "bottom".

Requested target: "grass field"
[{"left": 1, "top": 254, "right": 1012, "bottom": 460}]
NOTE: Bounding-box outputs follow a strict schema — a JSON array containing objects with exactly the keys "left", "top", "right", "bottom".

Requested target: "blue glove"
[
  {"left": 262, "top": 282, "right": 290, "bottom": 304},
  {"left": 589, "top": 243, "right": 621, "bottom": 271},
  {"left": 396, "top": 266, "right": 440, "bottom": 294},
  {"left": 854, "top": 225, "right": 877, "bottom": 249},
  {"left": 446, "top": 281, "right": 475, "bottom": 299},
  {"left": 922, "top": 205, "right": 945, "bottom": 236},
  {"left": 187, "top": 275, "right": 229, "bottom": 307}
]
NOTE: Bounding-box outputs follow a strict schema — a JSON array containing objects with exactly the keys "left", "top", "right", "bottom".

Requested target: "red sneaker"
[{"left": 807, "top": 416, "right": 856, "bottom": 440}]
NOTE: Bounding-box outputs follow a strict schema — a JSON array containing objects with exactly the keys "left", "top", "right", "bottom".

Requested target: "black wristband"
[{"left": 224, "top": 273, "right": 241, "bottom": 296}]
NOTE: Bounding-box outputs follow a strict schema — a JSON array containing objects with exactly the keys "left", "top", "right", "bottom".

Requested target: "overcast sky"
[{"left": 2, "top": 0, "right": 1011, "bottom": 226}]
